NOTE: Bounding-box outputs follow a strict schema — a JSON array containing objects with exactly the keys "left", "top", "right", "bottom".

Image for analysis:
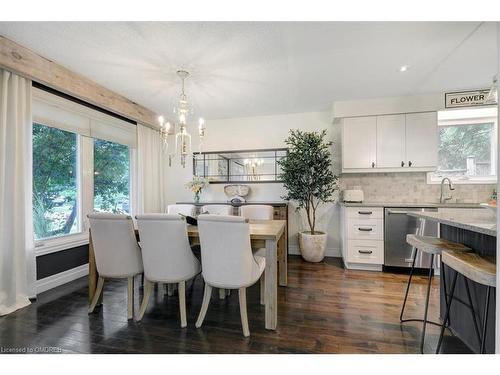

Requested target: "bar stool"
[
  {"left": 400, "top": 234, "right": 471, "bottom": 353},
  {"left": 436, "top": 251, "right": 496, "bottom": 354}
]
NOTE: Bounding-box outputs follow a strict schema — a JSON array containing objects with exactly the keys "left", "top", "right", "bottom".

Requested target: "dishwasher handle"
[{"left": 386, "top": 209, "right": 413, "bottom": 215}]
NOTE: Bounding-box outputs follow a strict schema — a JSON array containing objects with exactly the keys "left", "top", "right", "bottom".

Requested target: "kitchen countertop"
[
  {"left": 407, "top": 211, "right": 497, "bottom": 237},
  {"left": 340, "top": 201, "right": 483, "bottom": 208}
]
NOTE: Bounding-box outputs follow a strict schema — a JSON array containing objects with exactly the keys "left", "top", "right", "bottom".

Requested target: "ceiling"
[{"left": 0, "top": 22, "right": 497, "bottom": 120}]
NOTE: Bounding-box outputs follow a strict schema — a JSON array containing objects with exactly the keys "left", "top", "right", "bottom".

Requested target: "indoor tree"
[{"left": 278, "top": 129, "right": 338, "bottom": 261}]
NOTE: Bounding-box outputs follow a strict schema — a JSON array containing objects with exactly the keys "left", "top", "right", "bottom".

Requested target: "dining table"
[{"left": 88, "top": 219, "right": 287, "bottom": 330}]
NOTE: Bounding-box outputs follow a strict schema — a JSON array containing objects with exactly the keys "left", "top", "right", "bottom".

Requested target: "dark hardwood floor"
[{"left": 0, "top": 256, "right": 471, "bottom": 354}]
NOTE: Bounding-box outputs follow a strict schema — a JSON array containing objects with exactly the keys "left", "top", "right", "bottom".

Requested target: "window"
[
  {"left": 428, "top": 107, "right": 498, "bottom": 184},
  {"left": 32, "top": 123, "right": 80, "bottom": 240},
  {"left": 93, "top": 139, "right": 130, "bottom": 213},
  {"left": 32, "top": 88, "right": 137, "bottom": 254}
]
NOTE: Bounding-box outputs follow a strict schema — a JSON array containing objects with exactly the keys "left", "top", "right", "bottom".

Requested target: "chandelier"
[{"left": 159, "top": 70, "right": 206, "bottom": 168}]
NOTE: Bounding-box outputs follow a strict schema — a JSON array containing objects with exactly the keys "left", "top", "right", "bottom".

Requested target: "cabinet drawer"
[
  {"left": 347, "top": 240, "right": 384, "bottom": 265},
  {"left": 346, "top": 218, "right": 383, "bottom": 240},
  {"left": 346, "top": 207, "right": 383, "bottom": 220}
]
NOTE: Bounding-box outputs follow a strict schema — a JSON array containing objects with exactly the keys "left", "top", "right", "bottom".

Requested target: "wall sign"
[{"left": 445, "top": 89, "right": 494, "bottom": 108}]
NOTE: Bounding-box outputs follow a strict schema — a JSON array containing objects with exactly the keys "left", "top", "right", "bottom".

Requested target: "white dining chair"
[
  {"left": 87, "top": 213, "right": 143, "bottom": 320},
  {"left": 240, "top": 205, "right": 274, "bottom": 220},
  {"left": 135, "top": 214, "right": 201, "bottom": 327},
  {"left": 201, "top": 204, "right": 234, "bottom": 299},
  {"left": 167, "top": 204, "right": 196, "bottom": 217},
  {"left": 201, "top": 204, "right": 233, "bottom": 215},
  {"left": 195, "top": 214, "right": 266, "bottom": 337}
]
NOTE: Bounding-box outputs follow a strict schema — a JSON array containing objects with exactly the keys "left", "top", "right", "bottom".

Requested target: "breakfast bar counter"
[{"left": 407, "top": 210, "right": 496, "bottom": 353}]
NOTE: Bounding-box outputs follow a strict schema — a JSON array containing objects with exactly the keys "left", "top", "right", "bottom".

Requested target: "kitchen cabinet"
[
  {"left": 376, "top": 114, "right": 406, "bottom": 168},
  {"left": 405, "top": 112, "right": 438, "bottom": 168},
  {"left": 340, "top": 207, "right": 384, "bottom": 271},
  {"left": 342, "top": 116, "right": 377, "bottom": 169},
  {"left": 341, "top": 111, "right": 437, "bottom": 173}
]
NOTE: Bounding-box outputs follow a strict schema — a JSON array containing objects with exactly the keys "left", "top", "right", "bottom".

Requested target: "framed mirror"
[{"left": 193, "top": 148, "right": 287, "bottom": 183}]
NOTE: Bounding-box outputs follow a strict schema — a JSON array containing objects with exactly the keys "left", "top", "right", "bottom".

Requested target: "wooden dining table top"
[
  {"left": 186, "top": 219, "right": 286, "bottom": 241},
  {"left": 132, "top": 219, "right": 286, "bottom": 241}
]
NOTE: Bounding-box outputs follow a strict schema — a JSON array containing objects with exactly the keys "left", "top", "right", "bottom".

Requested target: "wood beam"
[{"left": 0, "top": 35, "right": 158, "bottom": 128}]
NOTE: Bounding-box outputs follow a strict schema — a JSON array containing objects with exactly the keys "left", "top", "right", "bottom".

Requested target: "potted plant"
[
  {"left": 278, "top": 130, "right": 338, "bottom": 262},
  {"left": 185, "top": 177, "right": 209, "bottom": 204}
]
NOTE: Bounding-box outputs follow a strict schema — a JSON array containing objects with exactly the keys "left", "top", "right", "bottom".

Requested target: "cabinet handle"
[
  {"left": 408, "top": 161, "right": 412, "bottom": 167},
  {"left": 401, "top": 161, "right": 405, "bottom": 167},
  {"left": 358, "top": 227, "right": 373, "bottom": 232},
  {"left": 358, "top": 211, "right": 373, "bottom": 215},
  {"left": 358, "top": 250, "right": 373, "bottom": 254},
  {"left": 371, "top": 162, "right": 375, "bottom": 168}
]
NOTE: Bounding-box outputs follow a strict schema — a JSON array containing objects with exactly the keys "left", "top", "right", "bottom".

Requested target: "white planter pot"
[{"left": 298, "top": 231, "right": 327, "bottom": 262}]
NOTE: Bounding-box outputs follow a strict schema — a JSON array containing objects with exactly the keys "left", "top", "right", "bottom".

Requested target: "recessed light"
[{"left": 399, "top": 65, "right": 409, "bottom": 72}]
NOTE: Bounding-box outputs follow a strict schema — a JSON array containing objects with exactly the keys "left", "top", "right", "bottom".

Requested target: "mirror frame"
[{"left": 192, "top": 147, "right": 288, "bottom": 184}]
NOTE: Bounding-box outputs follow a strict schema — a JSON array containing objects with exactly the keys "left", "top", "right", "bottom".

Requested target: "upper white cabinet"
[
  {"left": 342, "top": 116, "right": 377, "bottom": 169},
  {"left": 341, "top": 111, "right": 437, "bottom": 173},
  {"left": 405, "top": 112, "right": 438, "bottom": 168},
  {"left": 376, "top": 114, "right": 406, "bottom": 168}
]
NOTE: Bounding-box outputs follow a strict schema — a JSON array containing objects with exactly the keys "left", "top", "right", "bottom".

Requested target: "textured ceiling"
[{"left": 0, "top": 22, "right": 496, "bottom": 120}]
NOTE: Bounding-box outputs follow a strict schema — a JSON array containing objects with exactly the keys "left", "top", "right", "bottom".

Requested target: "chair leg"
[
  {"left": 136, "top": 279, "right": 154, "bottom": 321},
  {"left": 480, "top": 286, "right": 491, "bottom": 354},
  {"left": 219, "top": 288, "right": 226, "bottom": 300},
  {"left": 419, "top": 254, "right": 434, "bottom": 354},
  {"left": 436, "top": 270, "right": 458, "bottom": 354},
  {"left": 195, "top": 284, "right": 213, "bottom": 328},
  {"left": 464, "top": 277, "right": 482, "bottom": 347},
  {"left": 179, "top": 281, "right": 187, "bottom": 328},
  {"left": 260, "top": 273, "right": 265, "bottom": 306},
  {"left": 88, "top": 276, "right": 105, "bottom": 313},
  {"left": 239, "top": 287, "right": 250, "bottom": 337},
  {"left": 127, "top": 276, "right": 134, "bottom": 320},
  {"left": 400, "top": 248, "right": 418, "bottom": 322}
]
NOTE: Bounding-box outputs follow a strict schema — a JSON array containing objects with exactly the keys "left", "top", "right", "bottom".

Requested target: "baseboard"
[
  {"left": 288, "top": 245, "right": 341, "bottom": 258},
  {"left": 36, "top": 263, "right": 89, "bottom": 294}
]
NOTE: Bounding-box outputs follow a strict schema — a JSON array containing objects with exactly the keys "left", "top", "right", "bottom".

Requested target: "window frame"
[
  {"left": 427, "top": 109, "right": 498, "bottom": 185},
  {"left": 32, "top": 94, "right": 136, "bottom": 256}
]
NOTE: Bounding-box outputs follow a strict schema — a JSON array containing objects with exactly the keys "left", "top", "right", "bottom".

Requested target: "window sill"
[
  {"left": 426, "top": 176, "right": 497, "bottom": 185},
  {"left": 35, "top": 232, "right": 89, "bottom": 257}
]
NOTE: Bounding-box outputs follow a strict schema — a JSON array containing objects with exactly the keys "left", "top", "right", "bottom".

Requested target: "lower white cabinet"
[
  {"left": 341, "top": 206, "right": 384, "bottom": 271},
  {"left": 346, "top": 240, "right": 384, "bottom": 265}
]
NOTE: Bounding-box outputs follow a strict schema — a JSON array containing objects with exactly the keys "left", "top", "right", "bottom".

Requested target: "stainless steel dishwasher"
[{"left": 384, "top": 207, "right": 438, "bottom": 269}]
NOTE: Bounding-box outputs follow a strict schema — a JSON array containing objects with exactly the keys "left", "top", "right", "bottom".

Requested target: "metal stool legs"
[
  {"left": 464, "top": 278, "right": 482, "bottom": 348},
  {"left": 419, "top": 254, "right": 435, "bottom": 354},
  {"left": 436, "top": 272, "right": 490, "bottom": 354},
  {"left": 399, "top": 248, "right": 418, "bottom": 322},
  {"left": 400, "top": 250, "right": 443, "bottom": 326},
  {"left": 436, "top": 270, "right": 458, "bottom": 353},
  {"left": 399, "top": 248, "right": 440, "bottom": 354},
  {"left": 480, "top": 286, "right": 491, "bottom": 354}
]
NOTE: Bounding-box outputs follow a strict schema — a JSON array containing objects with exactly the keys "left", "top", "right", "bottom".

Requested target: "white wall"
[{"left": 164, "top": 111, "right": 342, "bottom": 257}]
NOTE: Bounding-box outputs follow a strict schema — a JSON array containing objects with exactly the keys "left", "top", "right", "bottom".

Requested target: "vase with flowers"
[{"left": 185, "top": 177, "right": 209, "bottom": 204}]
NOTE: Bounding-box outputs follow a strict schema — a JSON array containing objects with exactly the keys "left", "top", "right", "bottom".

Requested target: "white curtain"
[
  {"left": 136, "top": 124, "right": 166, "bottom": 214},
  {"left": 0, "top": 69, "right": 36, "bottom": 315}
]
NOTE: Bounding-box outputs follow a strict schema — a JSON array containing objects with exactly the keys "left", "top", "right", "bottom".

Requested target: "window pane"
[
  {"left": 437, "top": 122, "right": 494, "bottom": 177},
  {"left": 32, "top": 123, "right": 79, "bottom": 240},
  {"left": 93, "top": 139, "right": 130, "bottom": 214}
]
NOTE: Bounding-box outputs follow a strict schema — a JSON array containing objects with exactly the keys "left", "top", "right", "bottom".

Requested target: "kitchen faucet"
[{"left": 440, "top": 177, "right": 455, "bottom": 203}]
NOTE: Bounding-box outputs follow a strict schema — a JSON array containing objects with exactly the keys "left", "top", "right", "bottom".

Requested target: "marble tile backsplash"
[{"left": 340, "top": 172, "right": 496, "bottom": 204}]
